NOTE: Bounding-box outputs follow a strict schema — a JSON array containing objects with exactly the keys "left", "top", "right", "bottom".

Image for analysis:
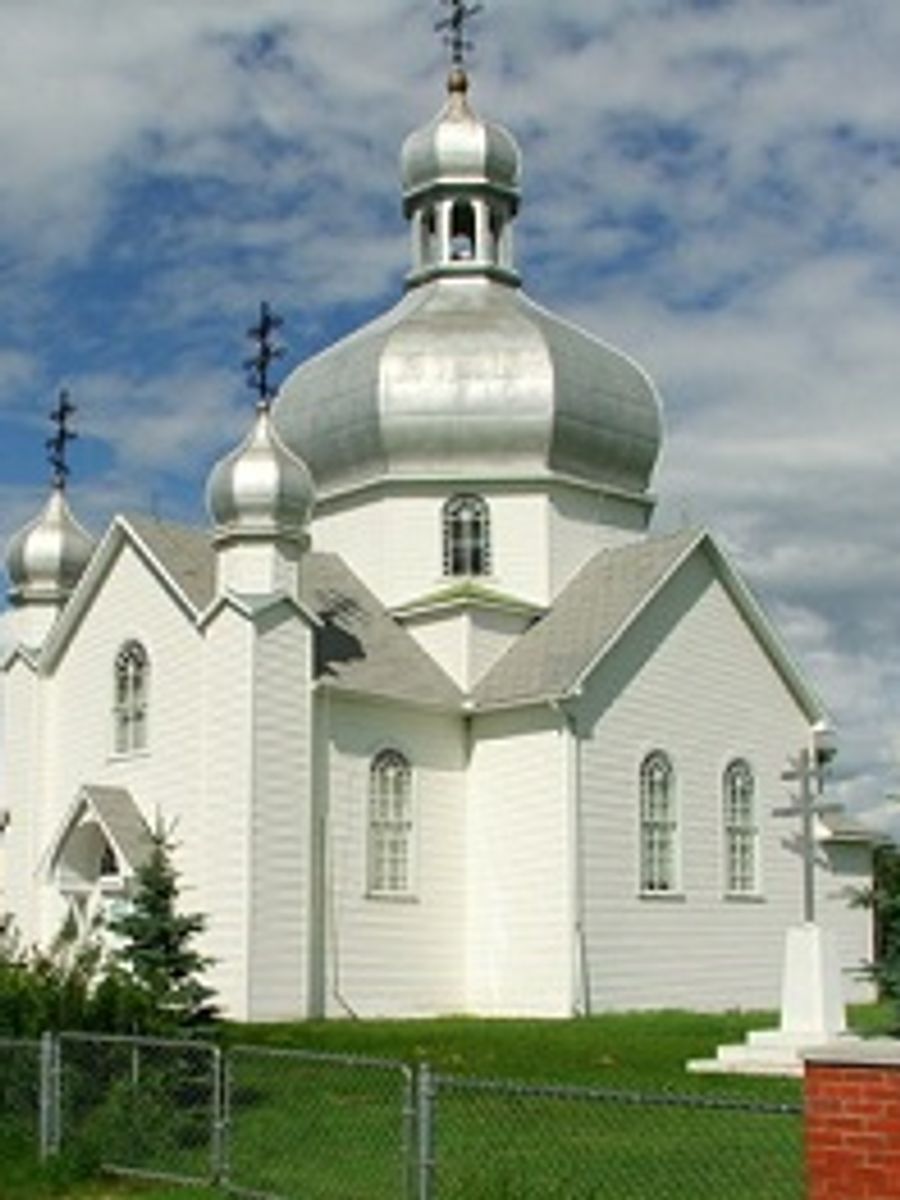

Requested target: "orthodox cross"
[
  {"left": 774, "top": 746, "right": 843, "bottom": 925},
  {"left": 46, "top": 389, "right": 77, "bottom": 490},
  {"left": 244, "top": 301, "right": 285, "bottom": 409},
  {"left": 436, "top": 0, "right": 483, "bottom": 68}
]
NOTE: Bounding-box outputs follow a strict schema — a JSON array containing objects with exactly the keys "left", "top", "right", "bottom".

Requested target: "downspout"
[
  {"left": 314, "top": 685, "right": 358, "bottom": 1020},
  {"left": 553, "top": 692, "right": 591, "bottom": 1017}
]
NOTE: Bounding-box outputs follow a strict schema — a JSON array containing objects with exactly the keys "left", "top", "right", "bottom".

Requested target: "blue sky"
[{"left": 2, "top": 0, "right": 900, "bottom": 832}]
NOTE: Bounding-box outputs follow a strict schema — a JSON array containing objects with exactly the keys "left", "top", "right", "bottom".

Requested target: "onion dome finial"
[
  {"left": 402, "top": 2, "right": 521, "bottom": 286},
  {"left": 207, "top": 303, "right": 315, "bottom": 541},
  {"left": 5, "top": 392, "right": 94, "bottom": 605}
]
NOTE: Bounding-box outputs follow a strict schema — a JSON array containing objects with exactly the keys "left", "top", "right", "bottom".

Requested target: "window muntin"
[
  {"left": 114, "top": 641, "right": 149, "bottom": 755},
  {"left": 368, "top": 750, "right": 413, "bottom": 896},
  {"left": 723, "top": 759, "right": 758, "bottom": 894},
  {"left": 443, "top": 494, "right": 491, "bottom": 577},
  {"left": 640, "top": 751, "right": 678, "bottom": 893}
]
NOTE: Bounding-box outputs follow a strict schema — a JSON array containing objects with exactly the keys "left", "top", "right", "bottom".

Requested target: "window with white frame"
[
  {"left": 723, "top": 758, "right": 758, "bottom": 894},
  {"left": 114, "top": 640, "right": 150, "bottom": 754},
  {"left": 368, "top": 750, "right": 414, "bottom": 896},
  {"left": 443, "top": 494, "right": 491, "bottom": 577},
  {"left": 639, "top": 751, "right": 678, "bottom": 893}
]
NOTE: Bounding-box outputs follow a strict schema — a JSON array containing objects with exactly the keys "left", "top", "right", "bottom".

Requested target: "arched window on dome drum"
[
  {"left": 723, "top": 759, "right": 758, "bottom": 894},
  {"left": 114, "top": 640, "right": 150, "bottom": 755},
  {"left": 450, "top": 199, "right": 476, "bottom": 260},
  {"left": 368, "top": 750, "right": 414, "bottom": 896},
  {"left": 639, "top": 751, "right": 678, "bottom": 893},
  {"left": 443, "top": 494, "right": 491, "bottom": 577}
]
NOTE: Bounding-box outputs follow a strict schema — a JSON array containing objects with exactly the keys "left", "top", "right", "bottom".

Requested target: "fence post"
[
  {"left": 416, "top": 1063, "right": 435, "bottom": 1200},
  {"left": 38, "top": 1032, "right": 60, "bottom": 1162}
]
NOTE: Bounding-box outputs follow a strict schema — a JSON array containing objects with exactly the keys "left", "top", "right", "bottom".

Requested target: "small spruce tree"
[{"left": 106, "top": 824, "right": 217, "bottom": 1033}]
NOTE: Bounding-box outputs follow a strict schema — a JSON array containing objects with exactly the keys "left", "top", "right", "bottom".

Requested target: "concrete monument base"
[{"left": 688, "top": 923, "right": 861, "bottom": 1077}]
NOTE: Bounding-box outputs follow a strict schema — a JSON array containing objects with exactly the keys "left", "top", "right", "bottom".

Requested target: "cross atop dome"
[
  {"left": 244, "top": 301, "right": 285, "bottom": 412},
  {"left": 435, "top": 0, "right": 483, "bottom": 72},
  {"left": 46, "top": 389, "right": 78, "bottom": 491}
]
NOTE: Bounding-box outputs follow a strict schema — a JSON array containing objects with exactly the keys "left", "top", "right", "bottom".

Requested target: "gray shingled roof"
[
  {"left": 473, "top": 529, "right": 698, "bottom": 708},
  {"left": 123, "top": 514, "right": 216, "bottom": 610},
  {"left": 302, "top": 552, "right": 464, "bottom": 708},
  {"left": 84, "top": 785, "right": 155, "bottom": 871},
  {"left": 122, "top": 516, "right": 462, "bottom": 709}
]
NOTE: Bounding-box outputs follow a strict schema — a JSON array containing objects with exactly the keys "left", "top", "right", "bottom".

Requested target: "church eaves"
[
  {"left": 471, "top": 529, "right": 826, "bottom": 719},
  {"left": 46, "top": 515, "right": 462, "bottom": 711}
]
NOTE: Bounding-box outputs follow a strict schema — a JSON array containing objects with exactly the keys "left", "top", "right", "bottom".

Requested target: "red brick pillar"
[{"left": 805, "top": 1041, "right": 900, "bottom": 1199}]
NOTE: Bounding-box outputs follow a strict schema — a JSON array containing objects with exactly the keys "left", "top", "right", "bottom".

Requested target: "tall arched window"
[
  {"left": 723, "top": 759, "right": 757, "bottom": 894},
  {"left": 443, "top": 494, "right": 491, "bottom": 577},
  {"left": 640, "top": 751, "right": 678, "bottom": 893},
  {"left": 114, "top": 640, "right": 149, "bottom": 754},
  {"left": 368, "top": 750, "right": 413, "bottom": 896}
]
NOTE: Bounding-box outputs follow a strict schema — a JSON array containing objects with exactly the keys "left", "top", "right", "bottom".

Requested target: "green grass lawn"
[{"left": 2, "top": 1004, "right": 894, "bottom": 1200}]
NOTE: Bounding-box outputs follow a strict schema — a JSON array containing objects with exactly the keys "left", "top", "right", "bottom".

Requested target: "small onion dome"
[
  {"left": 5, "top": 487, "right": 95, "bottom": 604},
  {"left": 401, "top": 67, "right": 521, "bottom": 207},
  {"left": 206, "top": 403, "right": 315, "bottom": 541}
]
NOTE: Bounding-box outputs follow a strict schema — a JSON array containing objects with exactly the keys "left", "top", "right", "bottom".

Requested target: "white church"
[{"left": 0, "top": 59, "right": 875, "bottom": 1021}]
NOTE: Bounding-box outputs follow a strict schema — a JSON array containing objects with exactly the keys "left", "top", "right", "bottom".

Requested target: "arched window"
[
  {"left": 450, "top": 200, "right": 476, "bottom": 260},
  {"left": 368, "top": 750, "right": 413, "bottom": 896},
  {"left": 723, "top": 759, "right": 757, "bottom": 894},
  {"left": 640, "top": 751, "right": 678, "bottom": 893},
  {"left": 443, "top": 494, "right": 491, "bottom": 577},
  {"left": 114, "top": 640, "right": 149, "bottom": 754}
]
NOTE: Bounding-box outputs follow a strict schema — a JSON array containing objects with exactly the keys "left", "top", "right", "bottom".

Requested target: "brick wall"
[{"left": 805, "top": 1042, "right": 900, "bottom": 1199}]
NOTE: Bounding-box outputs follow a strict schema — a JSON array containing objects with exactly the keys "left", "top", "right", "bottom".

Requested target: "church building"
[{"left": 0, "top": 55, "right": 874, "bottom": 1021}]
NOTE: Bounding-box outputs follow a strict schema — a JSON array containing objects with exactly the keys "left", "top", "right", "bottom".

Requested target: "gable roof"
[
  {"left": 122, "top": 514, "right": 216, "bottom": 610},
  {"left": 473, "top": 528, "right": 824, "bottom": 720},
  {"left": 42, "top": 514, "right": 462, "bottom": 710}
]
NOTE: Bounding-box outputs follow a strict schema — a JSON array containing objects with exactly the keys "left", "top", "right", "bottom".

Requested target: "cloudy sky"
[{"left": 1, "top": 0, "right": 899, "bottom": 832}]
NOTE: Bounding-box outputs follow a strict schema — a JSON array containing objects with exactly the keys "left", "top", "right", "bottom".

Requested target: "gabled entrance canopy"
[{"left": 45, "top": 785, "right": 153, "bottom": 893}]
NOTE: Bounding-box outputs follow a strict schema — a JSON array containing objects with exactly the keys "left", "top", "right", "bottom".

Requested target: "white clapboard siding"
[
  {"left": 322, "top": 694, "right": 467, "bottom": 1017},
  {"left": 467, "top": 707, "right": 571, "bottom": 1015},
  {"left": 200, "top": 605, "right": 256, "bottom": 1016},
  {"left": 247, "top": 606, "right": 314, "bottom": 1019},
  {"left": 0, "top": 658, "right": 42, "bottom": 939},
  {"left": 577, "top": 548, "right": 872, "bottom": 1011},
  {"left": 37, "top": 541, "right": 207, "bottom": 945},
  {"left": 548, "top": 485, "right": 649, "bottom": 602},
  {"left": 315, "top": 489, "right": 551, "bottom": 608}
]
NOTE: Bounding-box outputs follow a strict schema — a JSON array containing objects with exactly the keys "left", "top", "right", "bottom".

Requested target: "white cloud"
[{"left": 1, "top": 0, "right": 900, "bottom": 811}]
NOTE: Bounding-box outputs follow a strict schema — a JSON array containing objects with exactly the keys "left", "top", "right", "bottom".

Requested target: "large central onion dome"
[{"left": 273, "top": 69, "right": 662, "bottom": 501}]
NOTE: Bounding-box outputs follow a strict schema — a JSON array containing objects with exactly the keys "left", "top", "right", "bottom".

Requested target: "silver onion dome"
[
  {"left": 401, "top": 67, "right": 521, "bottom": 203},
  {"left": 6, "top": 487, "right": 95, "bottom": 604},
  {"left": 207, "top": 402, "right": 315, "bottom": 540},
  {"left": 274, "top": 280, "right": 662, "bottom": 499},
  {"left": 273, "top": 68, "right": 662, "bottom": 501}
]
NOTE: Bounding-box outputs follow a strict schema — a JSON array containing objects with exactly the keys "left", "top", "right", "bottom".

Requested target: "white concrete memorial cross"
[{"left": 774, "top": 747, "right": 843, "bottom": 925}]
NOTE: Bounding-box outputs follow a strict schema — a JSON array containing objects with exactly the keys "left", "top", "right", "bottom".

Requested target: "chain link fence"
[
  {"left": 0, "top": 1033, "right": 803, "bottom": 1198},
  {"left": 55, "top": 1032, "right": 222, "bottom": 1186},
  {"left": 226, "top": 1047, "right": 414, "bottom": 1199},
  {"left": 420, "top": 1070, "right": 803, "bottom": 1200}
]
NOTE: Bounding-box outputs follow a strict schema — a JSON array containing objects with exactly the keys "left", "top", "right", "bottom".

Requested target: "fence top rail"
[
  {"left": 0, "top": 1036, "right": 41, "bottom": 1050},
  {"left": 230, "top": 1043, "right": 413, "bottom": 1077},
  {"left": 57, "top": 1030, "right": 219, "bottom": 1054},
  {"left": 431, "top": 1073, "right": 803, "bottom": 1116}
]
